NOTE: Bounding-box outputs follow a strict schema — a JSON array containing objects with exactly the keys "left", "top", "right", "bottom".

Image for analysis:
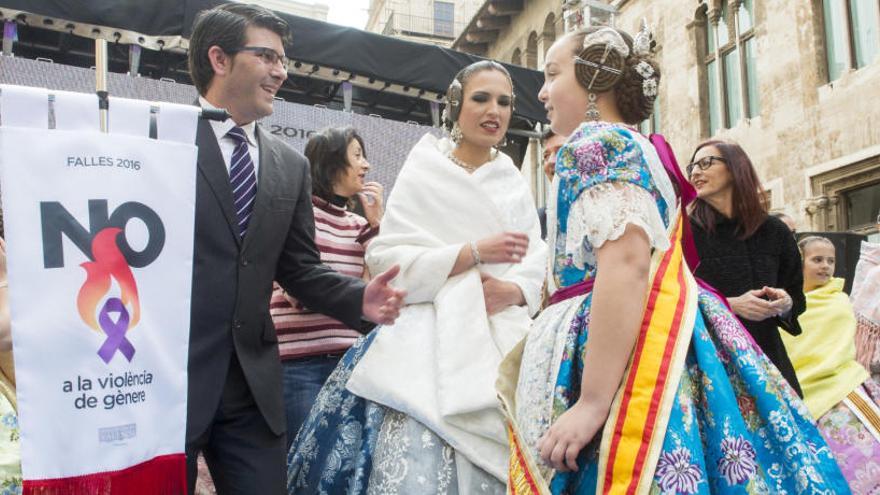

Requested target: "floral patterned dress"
[
  {"left": 512, "top": 122, "right": 851, "bottom": 494},
  {"left": 286, "top": 332, "right": 504, "bottom": 495}
]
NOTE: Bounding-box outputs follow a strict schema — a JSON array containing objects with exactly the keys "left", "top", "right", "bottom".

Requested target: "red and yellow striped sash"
[
  {"left": 500, "top": 210, "right": 697, "bottom": 495},
  {"left": 595, "top": 212, "right": 699, "bottom": 495}
]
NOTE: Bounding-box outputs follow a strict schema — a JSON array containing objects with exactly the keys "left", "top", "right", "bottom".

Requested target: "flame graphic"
[{"left": 76, "top": 228, "right": 140, "bottom": 331}]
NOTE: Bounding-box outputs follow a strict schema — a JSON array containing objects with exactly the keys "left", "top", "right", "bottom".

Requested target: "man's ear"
[{"left": 207, "top": 45, "right": 231, "bottom": 77}]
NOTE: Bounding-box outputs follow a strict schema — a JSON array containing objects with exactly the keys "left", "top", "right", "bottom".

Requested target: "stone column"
[{"left": 804, "top": 195, "right": 841, "bottom": 232}]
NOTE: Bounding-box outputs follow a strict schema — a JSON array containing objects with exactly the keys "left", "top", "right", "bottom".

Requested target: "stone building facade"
[
  {"left": 452, "top": 0, "right": 569, "bottom": 203},
  {"left": 613, "top": 0, "right": 880, "bottom": 239},
  {"left": 249, "top": 0, "right": 329, "bottom": 20},
  {"left": 455, "top": 0, "right": 880, "bottom": 239},
  {"left": 366, "top": 0, "right": 483, "bottom": 46}
]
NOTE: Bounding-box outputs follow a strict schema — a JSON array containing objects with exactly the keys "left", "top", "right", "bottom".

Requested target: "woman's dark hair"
[
  {"left": 689, "top": 139, "right": 768, "bottom": 239},
  {"left": 564, "top": 27, "right": 660, "bottom": 125},
  {"left": 188, "top": 3, "right": 290, "bottom": 96},
  {"left": 305, "top": 127, "right": 366, "bottom": 202}
]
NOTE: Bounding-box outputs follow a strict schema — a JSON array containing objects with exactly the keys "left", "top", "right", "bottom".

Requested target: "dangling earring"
[
  {"left": 450, "top": 122, "right": 463, "bottom": 144},
  {"left": 586, "top": 92, "right": 600, "bottom": 121},
  {"left": 498, "top": 135, "right": 508, "bottom": 147}
]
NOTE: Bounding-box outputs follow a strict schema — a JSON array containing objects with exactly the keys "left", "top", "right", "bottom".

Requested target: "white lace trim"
[{"left": 565, "top": 182, "right": 670, "bottom": 269}]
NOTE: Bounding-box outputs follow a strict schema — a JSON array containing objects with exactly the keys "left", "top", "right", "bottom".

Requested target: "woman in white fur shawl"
[{"left": 287, "top": 61, "right": 547, "bottom": 494}]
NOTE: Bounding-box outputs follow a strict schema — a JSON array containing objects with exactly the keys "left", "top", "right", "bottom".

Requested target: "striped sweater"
[{"left": 271, "top": 196, "right": 378, "bottom": 360}]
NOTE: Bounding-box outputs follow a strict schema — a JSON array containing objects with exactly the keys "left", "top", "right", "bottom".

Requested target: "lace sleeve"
[{"left": 566, "top": 182, "right": 671, "bottom": 269}]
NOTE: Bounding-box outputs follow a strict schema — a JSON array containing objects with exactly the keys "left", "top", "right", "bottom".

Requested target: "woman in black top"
[{"left": 688, "top": 139, "right": 805, "bottom": 396}]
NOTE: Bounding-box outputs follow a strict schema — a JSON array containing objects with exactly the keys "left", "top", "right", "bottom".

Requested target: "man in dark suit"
[
  {"left": 537, "top": 128, "right": 567, "bottom": 239},
  {"left": 185, "top": 4, "right": 404, "bottom": 493}
]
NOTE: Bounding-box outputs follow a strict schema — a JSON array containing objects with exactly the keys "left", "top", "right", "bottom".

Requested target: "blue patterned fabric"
[
  {"left": 542, "top": 122, "right": 850, "bottom": 494},
  {"left": 286, "top": 333, "right": 384, "bottom": 495},
  {"left": 287, "top": 332, "right": 504, "bottom": 495},
  {"left": 553, "top": 122, "right": 668, "bottom": 288}
]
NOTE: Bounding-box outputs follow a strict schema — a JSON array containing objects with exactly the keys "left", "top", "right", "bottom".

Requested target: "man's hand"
[{"left": 363, "top": 265, "right": 406, "bottom": 324}]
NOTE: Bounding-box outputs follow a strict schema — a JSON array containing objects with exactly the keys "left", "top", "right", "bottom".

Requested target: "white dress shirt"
[{"left": 198, "top": 96, "right": 260, "bottom": 183}]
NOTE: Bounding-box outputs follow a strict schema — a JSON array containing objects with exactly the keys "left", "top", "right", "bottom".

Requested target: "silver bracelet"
[{"left": 469, "top": 241, "right": 482, "bottom": 265}]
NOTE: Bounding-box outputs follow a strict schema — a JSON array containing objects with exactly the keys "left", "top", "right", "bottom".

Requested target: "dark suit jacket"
[{"left": 187, "top": 118, "right": 366, "bottom": 442}]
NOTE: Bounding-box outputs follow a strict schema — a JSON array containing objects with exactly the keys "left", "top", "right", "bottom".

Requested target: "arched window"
[
  {"left": 512, "top": 47, "right": 522, "bottom": 66},
  {"left": 526, "top": 31, "right": 538, "bottom": 69},
  {"left": 543, "top": 13, "right": 557, "bottom": 57}
]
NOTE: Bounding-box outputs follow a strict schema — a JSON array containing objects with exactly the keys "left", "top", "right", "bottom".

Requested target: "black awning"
[
  {"left": 273, "top": 13, "right": 546, "bottom": 123},
  {"left": 1, "top": 0, "right": 187, "bottom": 36},
  {"left": 1, "top": 0, "right": 547, "bottom": 123}
]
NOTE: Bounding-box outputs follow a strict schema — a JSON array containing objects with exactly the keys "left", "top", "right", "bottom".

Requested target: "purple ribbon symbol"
[{"left": 97, "top": 297, "right": 136, "bottom": 363}]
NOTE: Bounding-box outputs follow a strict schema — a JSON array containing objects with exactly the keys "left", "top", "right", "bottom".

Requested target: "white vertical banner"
[{"left": 0, "top": 86, "right": 195, "bottom": 494}]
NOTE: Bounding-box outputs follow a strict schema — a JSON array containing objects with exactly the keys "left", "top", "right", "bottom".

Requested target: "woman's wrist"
[
  {"left": 469, "top": 241, "right": 482, "bottom": 266},
  {"left": 506, "top": 282, "right": 526, "bottom": 306}
]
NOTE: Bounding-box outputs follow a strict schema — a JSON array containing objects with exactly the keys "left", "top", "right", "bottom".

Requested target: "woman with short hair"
[{"left": 270, "top": 126, "right": 384, "bottom": 448}]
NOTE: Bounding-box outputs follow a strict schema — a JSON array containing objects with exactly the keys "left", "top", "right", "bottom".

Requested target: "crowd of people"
[{"left": 0, "top": 2, "right": 879, "bottom": 494}]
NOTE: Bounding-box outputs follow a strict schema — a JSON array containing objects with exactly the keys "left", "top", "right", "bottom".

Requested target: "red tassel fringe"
[
  {"left": 856, "top": 315, "right": 880, "bottom": 378},
  {"left": 23, "top": 453, "right": 187, "bottom": 495}
]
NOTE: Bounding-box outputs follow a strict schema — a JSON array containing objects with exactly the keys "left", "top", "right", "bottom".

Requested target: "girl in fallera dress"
[
  {"left": 287, "top": 60, "right": 547, "bottom": 494},
  {"left": 781, "top": 236, "right": 880, "bottom": 494},
  {"left": 498, "top": 25, "right": 850, "bottom": 494}
]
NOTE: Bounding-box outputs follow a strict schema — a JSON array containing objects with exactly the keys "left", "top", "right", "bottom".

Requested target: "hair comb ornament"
[
  {"left": 444, "top": 77, "right": 464, "bottom": 125},
  {"left": 574, "top": 27, "right": 628, "bottom": 92},
  {"left": 633, "top": 18, "right": 652, "bottom": 57},
  {"left": 582, "top": 27, "right": 630, "bottom": 58},
  {"left": 635, "top": 61, "right": 658, "bottom": 98},
  {"left": 447, "top": 79, "right": 462, "bottom": 108}
]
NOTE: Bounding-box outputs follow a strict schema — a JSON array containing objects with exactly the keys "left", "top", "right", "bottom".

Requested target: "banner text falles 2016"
[{"left": 67, "top": 156, "right": 141, "bottom": 170}]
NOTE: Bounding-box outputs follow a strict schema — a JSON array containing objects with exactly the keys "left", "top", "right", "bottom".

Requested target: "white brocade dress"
[{"left": 287, "top": 134, "right": 547, "bottom": 495}]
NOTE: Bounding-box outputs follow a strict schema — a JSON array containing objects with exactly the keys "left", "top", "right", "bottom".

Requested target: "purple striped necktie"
[{"left": 226, "top": 126, "right": 257, "bottom": 238}]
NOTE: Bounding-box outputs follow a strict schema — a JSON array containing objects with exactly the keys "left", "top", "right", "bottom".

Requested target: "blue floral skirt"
[
  {"left": 514, "top": 289, "right": 852, "bottom": 494},
  {"left": 287, "top": 332, "right": 504, "bottom": 495}
]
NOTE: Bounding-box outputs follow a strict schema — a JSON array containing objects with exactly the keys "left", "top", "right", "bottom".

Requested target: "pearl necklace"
[
  {"left": 447, "top": 149, "right": 498, "bottom": 173},
  {"left": 447, "top": 152, "right": 479, "bottom": 173}
]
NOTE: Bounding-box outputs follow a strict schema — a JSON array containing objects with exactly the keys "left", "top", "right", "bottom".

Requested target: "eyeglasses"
[
  {"left": 686, "top": 155, "right": 726, "bottom": 177},
  {"left": 228, "top": 46, "right": 289, "bottom": 67}
]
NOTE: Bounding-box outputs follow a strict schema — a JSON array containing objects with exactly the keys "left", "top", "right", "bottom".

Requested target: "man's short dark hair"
[
  {"left": 188, "top": 3, "right": 290, "bottom": 95},
  {"left": 541, "top": 127, "right": 555, "bottom": 144}
]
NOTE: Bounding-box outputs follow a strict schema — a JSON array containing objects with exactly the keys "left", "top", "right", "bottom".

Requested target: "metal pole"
[
  {"left": 95, "top": 38, "right": 109, "bottom": 133},
  {"left": 2, "top": 21, "right": 16, "bottom": 57}
]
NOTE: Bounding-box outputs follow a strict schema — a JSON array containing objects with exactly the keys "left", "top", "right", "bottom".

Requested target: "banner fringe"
[{"left": 23, "top": 453, "right": 186, "bottom": 495}]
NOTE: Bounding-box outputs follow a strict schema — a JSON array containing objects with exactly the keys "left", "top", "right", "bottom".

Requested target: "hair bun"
[{"left": 574, "top": 44, "right": 625, "bottom": 93}]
